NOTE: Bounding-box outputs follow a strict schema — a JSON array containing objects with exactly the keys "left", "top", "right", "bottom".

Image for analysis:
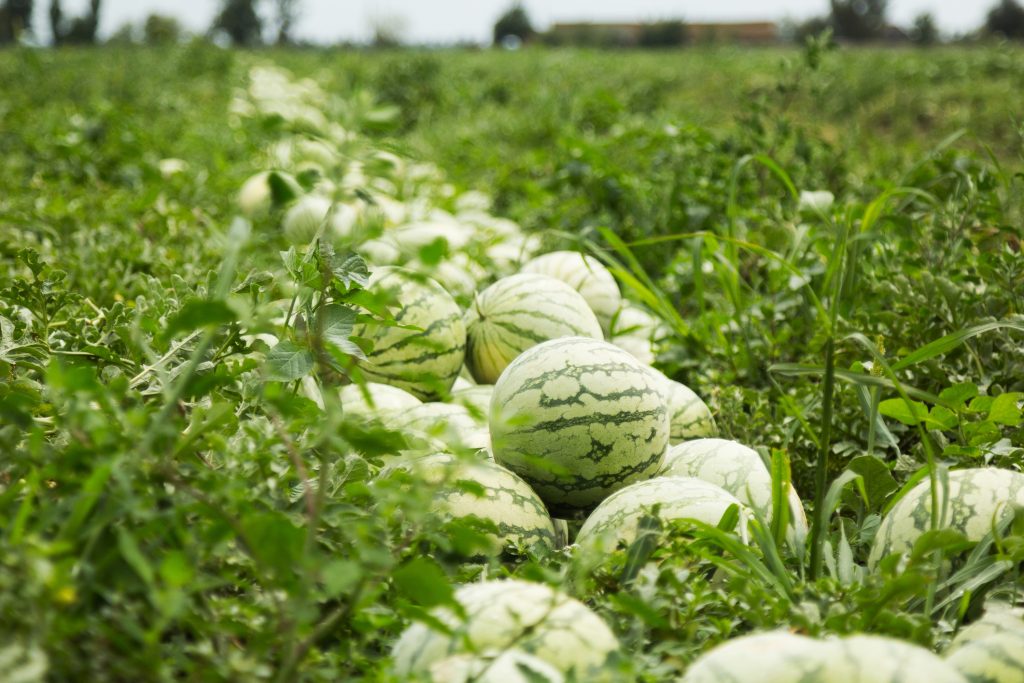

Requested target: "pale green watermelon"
[
  {"left": 681, "top": 631, "right": 833, "bottom": 683},
  {"left": 646, "top": 369, "right": 717, "bottom": 443},
  {"left": 428, "top": 649, "right": 564, "bottom": 683},
  {"left": 829, "top": 635, "right": 967, "bottom": 682},
  {"left": 403, "top": 453, "right": 557, "bottom": 553},
  {"left": 520, "top": 251, "right": 621, "bottom": 333},
  {"left": 946, "top": 604, "right": 1024, "bottom": 655},
  {"left": 945, "top": 630, "right": 1024, "bottom": 683},
  {"left": 339, "top": 382, "right": 421, "bottom": 418},
  {"left": 489, "top": 337, "right": 669, "bottom": 514},
  {"left": 464, "top": 274, "right": 602, "bottom": 384},
  {"left": 387, "top": 402, "right": 489, "bottom": 451},
  {"left": 392, "top": 579, "right": 619, "bottom": 678},
  {"left": 575, "top": 475, "right": 748, "bottom": 549},
  {"left": 352, "top": 267, "right": 466, "bottom": 400},
  {"left": 868, "top": 468, "right": 1024, "bottom": 568},
  {"left": 660, "top": 439, "right": 774, "bottom": 520}
]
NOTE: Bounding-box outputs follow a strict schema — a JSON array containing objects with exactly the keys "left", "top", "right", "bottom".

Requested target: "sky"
[{"left": 35, "top": 1, "right": 991, "bottom": 44}]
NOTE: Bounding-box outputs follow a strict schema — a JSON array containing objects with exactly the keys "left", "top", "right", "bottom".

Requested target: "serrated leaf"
[
  {"left": 264, "top": 341, "right": 314, "bottom": 382},
  {"left": 319, "top": 304, "right": 366, "bottom": 360}
]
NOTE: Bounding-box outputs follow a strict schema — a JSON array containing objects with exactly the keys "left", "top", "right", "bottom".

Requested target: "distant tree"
[
  {"left": 144, "top": 13, "right": 182, "bottom": 45},
  {"left": 369, "top": 13, "right": 406, "bottom": 47},
  {"left": 910, "top": 12, "right": 939, "bottom": 45},
  {"left": 986, "top": 0, "right": 1024, "bottom": 39},
  {"left": 274, "top": 0, "right": 299, "bottom": 44},
  {"left": 493, "top": 2, "right": 533, "bottom": 46},
  {"left": 107, "top": 21, "right": 136, "bottom": 44},
  {"left": 638, "top": 20, "right": 687, "bottom": 48},
  {"left": 830, "top": 0, "right": 888, "bottom": 41},
  {"left": 0, "top": 0, "right": 33, "bottom": 44},
  {"left": 792, "top": 16, "right": 832, "bottom": 43},
  {"left": 213, "top": 0, "right": 262, "bottom": 46},
  {"left": 50, "top": 0, "right": 102, "bottom": 45}
]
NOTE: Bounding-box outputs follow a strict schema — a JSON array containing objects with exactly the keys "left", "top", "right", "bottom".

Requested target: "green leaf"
[
  {"left": 319, "top": 304, "right": 366, "bottom": 361},
  {"left": 322, "top": 560, "right": 361, "bottom": 598},
  {"left": 620, "top": 510, "right": 662, "bottom": 583},
  {"left": 878, "top": 398, "right": 930, "bottom": 426},
  {"left": 910, "top": 529, "right": 972, "bottom": 561},
  {"left": 392, "top": 557, "right": 452, "bottom": 607},
  {"left": 159, "top": 551, "right": 194, "bottom": 588},
  {"left": 939, "top": 383, "right": 979, "bottom": 406},
  {"left": 241, "top": 512, "right": 306, "bottom": 576},
  {"left": 118, "top": 528, "right": 154, "bottom": 588},
  {"left": 162, "top": 300, "right": 236, "bottom": 342},
  {"left": 988, "top": 393, "right": 1022, "bottom": 426},
  {"left": 847, "top": 455, "right": 898, "bottom": 511},
  {"left": 264, "top": 341, "right": 314, "bottom": 382}
]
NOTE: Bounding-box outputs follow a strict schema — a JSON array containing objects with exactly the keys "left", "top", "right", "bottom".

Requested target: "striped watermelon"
[
  {"left": 387, "top": 403, "right": 489, "bottom": 451},
  {"left": 352, "top": 267, "right": 466, "bottom": 400},
  {"left": 646, "top": 368, "right": 717, "bottom": 443},
  {"left": 339, "top": 382, "right": 421, "bottom": 418},
  {"left": 680, "top": 631, "right": 831, "bottom": 683},
  {"left": 403, "top": 453, "right": 557, "bottom": 553},
  {"left": 660, "top": 439, "right": 775, "bottom": 520},
  {"left": 392, "top": 579, "right": 619, "bottom": 678},
  {"left": 608, "top": 302, "right": 664, "bottom": 365},
  {"left": 489, "top": 337, "right": 669, "bottom": 514},
  {"left": 946, "top": 604, "right": 1024, "bottom": 655},
  {"left": 428, "top": 650, "right": 564, "bottom": 683},
  {"left": 464, "top": 274, "right": 603, "bottom": 385},
  {"left": 575, "top": 475, "right": 748, "bottom": 549},
  {"left": 868, "top": 468, "right": 1024, "bottom": 568},
  {"left": 520, "top": 251, "right": 621, "bottom": 333},
  {"left": 945, "top": 630, "right": 1024, "bottom": 683}
]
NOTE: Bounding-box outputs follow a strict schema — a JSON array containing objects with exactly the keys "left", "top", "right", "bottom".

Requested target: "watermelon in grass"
[
  {"left": 392, "top": 579, "right": 618, "bottom": 679},
  {"left": 489, "top": 337, "right": 669, "bottom": 514},
  {"left": 520, "top": 251, "right": 621, "bottom": 334},
  {"left": 868, "top": 468, "right": 1024, "bottom": 569},
  {"left": 464, "top": 274, "right": 602, "bottom": 384},
  {"left": 353, "top": 267, "right": 466, "bottom": 401}
]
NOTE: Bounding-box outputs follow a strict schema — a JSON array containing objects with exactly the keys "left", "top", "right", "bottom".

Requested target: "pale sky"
[{"left": 37, "top": 1, "right": 990, "bottom": 43}]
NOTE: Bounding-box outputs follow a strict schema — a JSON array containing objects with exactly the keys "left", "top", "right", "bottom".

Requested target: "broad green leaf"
[
  {"left": 988, "top": 393, "right": 1022, "bottom": 426},
  {"left": 265, "top": 341, "right": 314, "bottom": 382},
  {"left": 392, "top": 557, "right": 453, "bottom": 607}
]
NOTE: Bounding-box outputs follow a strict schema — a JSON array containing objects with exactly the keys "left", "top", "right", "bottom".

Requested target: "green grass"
[{"left": 2, "top": 43, "right": 1024, "bottom": 681}]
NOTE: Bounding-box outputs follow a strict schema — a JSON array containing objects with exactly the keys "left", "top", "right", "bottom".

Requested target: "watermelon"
[
  {"left": 946, "top": 604, "right": 1024, "bottom": 655},
  {"left": 489, "top": 337, "right": 669, "bottom": 514},
  {"left": 387, "top": 403, "right": 489, "bottom": 451},
  {"left": 391, "top": 579, "right": 619, "bottom": 678},
  {"left": 829, "top": 635, "right": 967, "bottom": 682},
  {"left": 680, "top": 631, "right": 832, "bottom": 683},
  {"left": 464, "top": 274, "right": 603, "bottom": 385},
  {"left": 868, "top": 468, "right": 1024, "bottom": 568},
  {"left": 610, "top": 334, "right": 656, "bottom": 366},
  {"left": 646, "top": 368, "right": 717, "bottom": 443},
  {"left": 945, "top": 630, "right": 1024, "bottom": 683},
  {"left": 402, "top": 453, "right": 558, "bottom": 553},
  {"left": 428, "top": 649, "right": 564, "bottom": 683},
  {"left": 339, "top": 382, "right": 421, "bottom": 419},
  {"left": 660, "top": 439, "right": 774, "bottom": 520},
  {"left": 451, "top": 385, "right": 494, "bottom": 420},
  {"left": 682, "top": 633, "right": 967, "bottom": 683},
  {"left": 352, "top": 267, "right": 466, "bottom": 400},
  {"left": 575, "top": 475, "right": 748, "bottom": 549},
  {"left": 520, "top": 251, "right": 621, "bottom": 333}
]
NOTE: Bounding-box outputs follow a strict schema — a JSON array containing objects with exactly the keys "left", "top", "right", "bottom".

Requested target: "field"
[{"left": 2, "top": 43, "right": 1024, "bottom": 680}]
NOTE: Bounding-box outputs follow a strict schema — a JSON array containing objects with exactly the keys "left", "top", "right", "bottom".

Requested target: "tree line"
[{"left": 4, "top": 0, "right": 1024, "bottom": 47}]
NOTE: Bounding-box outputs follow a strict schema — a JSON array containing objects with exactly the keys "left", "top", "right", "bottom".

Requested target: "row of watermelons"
[{"left": 234, "top": 67, "right": 1024, "bottom": 683}]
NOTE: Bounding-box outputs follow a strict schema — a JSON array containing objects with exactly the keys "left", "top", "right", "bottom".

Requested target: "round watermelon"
[
  {"left": 660, "top": 439, "right": 773, "bottom": 520},
  {"left": 464, "top": 274, "right": 603, "bottom": 385},
  {"left": 946, "top": 604, "right": 1024, "bottom": 655},
  {"left": 868, "top": 468, "right": 1024, "bottom": 568},
  {"left": 829, "top": 635, "right": 967, "bottom": 682},
  {"left": 428, "top": 649, "right": 564, "bottom": 683},
  {"left": 489, "top": 337, "right": 669, "bottom": 514},
  {"left": 945, "top": 630, "right": 1024, "bottom": 683},
  {"left": 520, "top": 251, "right": 621, "bottom": 333},
  {"left": 681, "top": 631, "right": 832, "bottom": 683},
  {"left": 402, "top": 453, "right": 557, "bottom": 553},
  {"left": 575, "top": 475, "right": 747, "bottom": 549},
  {"left": 388, "top": 402, "right": 489, "bottom": 451},
  {"left": 339, "top": 382, "right": 422, "bottom": 419},
  {"left": 646, "top": 370, "right": 717, "bottom": 443},
  {"left": 352, "top": 267, "right": 466, "bottom": 400},
  {"left": 391, "top": 579, "right": 619, "bottom": 678}
]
